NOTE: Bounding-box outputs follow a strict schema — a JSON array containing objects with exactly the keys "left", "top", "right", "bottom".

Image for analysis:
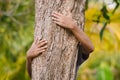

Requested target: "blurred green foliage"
[
  {"left": 0, "top": 0, "right": 120, "bottom": 80},
  {"left": 77, "top": 1, "right": 120, "bottom": 80},
  {"left": 0, "top": 0, "right": 34, "bottom": 80}
]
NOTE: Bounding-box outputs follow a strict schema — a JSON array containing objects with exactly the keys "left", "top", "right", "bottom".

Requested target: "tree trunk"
[{"left": 32, "top": 0, "right": 86, "bottom": 80}]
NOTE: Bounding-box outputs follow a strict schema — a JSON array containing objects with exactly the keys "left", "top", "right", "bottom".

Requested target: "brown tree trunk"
[{"left": 32, "top": 0, "right": 86, "bottom": 80}]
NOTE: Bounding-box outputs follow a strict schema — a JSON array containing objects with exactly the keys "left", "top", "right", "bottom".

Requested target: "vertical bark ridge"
[{"left": 32, "top": 0, "right": 86, "bottom": 80}]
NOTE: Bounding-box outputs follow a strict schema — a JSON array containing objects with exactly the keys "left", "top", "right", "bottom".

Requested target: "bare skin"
[
  {"left": 26, "top": 38, "right": 48, "bottom": 77},
  {"left": 27, "top": 10, "right": 94, "bottom": 78},
  {"left": 51, "top": 11, "right": 94, "bottom": 54}
]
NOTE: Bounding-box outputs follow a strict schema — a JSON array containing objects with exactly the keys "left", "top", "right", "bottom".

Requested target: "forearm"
[
  {"left": 71, "top": 25, "right": 94, "bottom": 54},
  {"left": 26, "top": 57, "right": 32, "bottom": 78},
  {"left": 51, "top": 11, "right": 94, "bottom": 53}
]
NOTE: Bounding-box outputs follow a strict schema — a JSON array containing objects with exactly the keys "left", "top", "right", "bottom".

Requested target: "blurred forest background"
[{"left": 0, "top": 0, "right": 120, "bottom": 80}]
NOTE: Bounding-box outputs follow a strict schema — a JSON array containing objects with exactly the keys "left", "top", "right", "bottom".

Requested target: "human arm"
[
  {"left": 26, "top": 38, "right": 48, "bottom": 77},
  {"left": 70, "top": 24, "right": 94, "bottom": 54},
  {"left": 51, "top": 11, "right": 94, "bottom": 54}
]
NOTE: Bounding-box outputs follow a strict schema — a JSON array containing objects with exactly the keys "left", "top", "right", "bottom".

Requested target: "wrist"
[
  {"left": 27, "top": 50, "right": 33, "bottom": 59},
  {"left": 27, "top": 54, "right": 33, "bottom": 62},
  {"left": 69, "top": 23, "right": 77, "bottom": 32}
]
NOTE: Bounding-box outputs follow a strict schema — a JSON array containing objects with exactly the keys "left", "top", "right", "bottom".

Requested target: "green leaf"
[
  {"left": 112, "top": 1, "right": 120, "bottom": 14},
  {"left": 100, "top": 22, "right": 107, "bottom": 40},
  {"left": 85, "top": 0, "right": 89, "bottom": 10},
  {"left": 101, "top": 5, "right": 110, "bottom": 20}
]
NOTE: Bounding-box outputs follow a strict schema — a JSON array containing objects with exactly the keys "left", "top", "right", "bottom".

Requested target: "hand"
[
  {"left": 51, "top": 11, "right": 76, "bottom": 30},
  {"left": 27, "top": 38, "right": 48, "bottom": 59}
]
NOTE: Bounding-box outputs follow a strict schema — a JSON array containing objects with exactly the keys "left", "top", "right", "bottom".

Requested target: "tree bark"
[{"left": 32, "top": 0, "right": 86, "bottom": 80}]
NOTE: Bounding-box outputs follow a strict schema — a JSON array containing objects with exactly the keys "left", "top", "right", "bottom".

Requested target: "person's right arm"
[{"left": 26, "top": 38, "right": 48, "bottom": 78}]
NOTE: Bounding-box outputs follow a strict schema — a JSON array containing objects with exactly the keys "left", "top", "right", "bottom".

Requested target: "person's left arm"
[{"left": 51, "top": 11, "right": 94, "bottom": 54}]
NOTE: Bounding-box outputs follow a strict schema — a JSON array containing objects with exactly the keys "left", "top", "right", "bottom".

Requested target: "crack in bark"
[{"left": 32, "top": 0, "right": 86, "bottom": 80}]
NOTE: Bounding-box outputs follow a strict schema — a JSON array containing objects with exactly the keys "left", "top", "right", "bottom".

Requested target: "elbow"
[
  {"left": 89, "top": 45, "right": 94, "bottom": 53},
  {"left": 82, "top": 44, "right": 94, "bottom": 55},
  {"left": 85, "top": 44, "right": 94, "bottom": 54}
]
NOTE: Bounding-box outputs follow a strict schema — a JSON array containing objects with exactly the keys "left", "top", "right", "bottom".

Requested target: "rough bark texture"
[{"left": 32, "top": 0, "right": 86, "bottom": 80}]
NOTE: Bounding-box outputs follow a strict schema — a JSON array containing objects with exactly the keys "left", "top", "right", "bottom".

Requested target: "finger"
[
  {"left": 37, "top": 39, "right": 47, "bottom": 46},
  {"left": 37, "top": 50, "right": 46, "bottom": 55},
  {"left": 51, "top": 14, "right": 61, "bottom": 19},
  {"left": 52, "top": 11, "right": 63, "bottom": 17},
  {"left": 39, "top": 45, "right": 48, "bottom": 50},
  {"left": 38, "top": 39, "right": 46, "bottom": 44},
  {"left": 52, "top": 17, "right": 60, "bottom": 22},
  {"left": 52, "top": 12, "right": 62, "bottom": 19},
  {"left": 34, "top": 49, "right": 45, "bottom": 57},
  {"left": 38, "top": 41, "right": 48, "bottom": 48},
  {"left": 53, "top": 21, "right": 62, "bottom": 26}
]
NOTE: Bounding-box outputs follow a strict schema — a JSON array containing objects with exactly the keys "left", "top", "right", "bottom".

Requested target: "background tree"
[{"left": 32, "top": 0, "right": 86, "bottom": 80}]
